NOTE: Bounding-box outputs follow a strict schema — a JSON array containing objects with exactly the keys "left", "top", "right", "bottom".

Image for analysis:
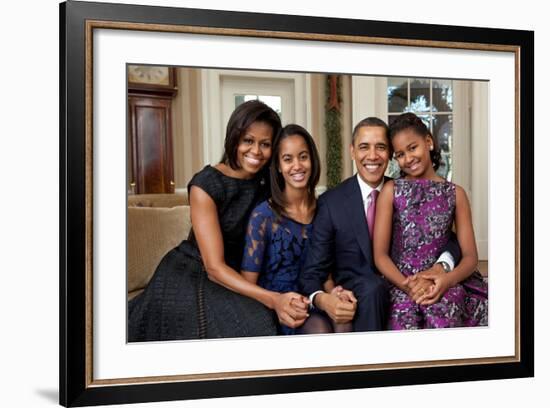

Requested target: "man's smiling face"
[{"left": 350, "top": 125, "right": 391, "bottom": 188}]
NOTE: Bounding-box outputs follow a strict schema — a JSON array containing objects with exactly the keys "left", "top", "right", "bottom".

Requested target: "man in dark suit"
[{"left": 300, "top": 117, "right": 460, "bottom": 332}]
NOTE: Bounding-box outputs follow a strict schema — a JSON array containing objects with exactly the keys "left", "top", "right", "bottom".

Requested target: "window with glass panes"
[
  {"left": 387, "top": 78, "right": 453, "bottom": 180},
  {"left": 235, "top": 94, "right": 282, "bottom": 117}
]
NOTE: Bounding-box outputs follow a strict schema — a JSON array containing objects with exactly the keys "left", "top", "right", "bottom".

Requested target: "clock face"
[{"left": 128, "top": 65, "right": 170, "bottom": 86}]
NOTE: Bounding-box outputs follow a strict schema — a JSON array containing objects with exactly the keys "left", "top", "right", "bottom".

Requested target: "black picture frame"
[{"left": 60, "top": 0, "right": 534, "bottom": 406}]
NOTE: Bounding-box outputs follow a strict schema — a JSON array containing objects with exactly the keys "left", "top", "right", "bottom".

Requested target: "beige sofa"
[{"left": 127, "top": 193, "right": 191, "bottom": 300}]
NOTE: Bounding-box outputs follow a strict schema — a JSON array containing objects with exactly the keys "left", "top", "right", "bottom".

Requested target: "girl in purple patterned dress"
[{"left": 373, "top": 113, "right": 488, "bottom": 329}]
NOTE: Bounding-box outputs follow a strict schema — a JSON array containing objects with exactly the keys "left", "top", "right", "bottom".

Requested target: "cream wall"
[
  {"left": 341, "top": 75, "right": 353, "bottom": 179},
  {"left": 171, "top": 68, "right": 204, "bottom": 192},
  {"left": 309, "top": 74, "right": 327, "bottom": 188},
  {"left": 471, "top": 82, "right": 489, "bottom": 261}
]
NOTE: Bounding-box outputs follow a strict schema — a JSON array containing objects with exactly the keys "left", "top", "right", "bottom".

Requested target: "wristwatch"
[{"left": 436, "top": 261, "right": 451, "bottom": 273}]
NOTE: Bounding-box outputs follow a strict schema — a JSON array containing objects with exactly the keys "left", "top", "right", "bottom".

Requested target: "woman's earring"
[{"left": 429, "top": 145, "right": 434, "bottom": 151}]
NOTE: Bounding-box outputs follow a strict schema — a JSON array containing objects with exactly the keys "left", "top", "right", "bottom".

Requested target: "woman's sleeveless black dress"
[{"left": 128, "top": 165, "right": 277, "bottom": 341}]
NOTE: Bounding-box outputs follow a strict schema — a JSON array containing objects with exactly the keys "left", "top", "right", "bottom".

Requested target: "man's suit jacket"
[
  {"left": 300, "top": 175, "right": 462, "bottom": 296},
  {"left": 300, "top": 175, "right": 379, "bottom": 296}
]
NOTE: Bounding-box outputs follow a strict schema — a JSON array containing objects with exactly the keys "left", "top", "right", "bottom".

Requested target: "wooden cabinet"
[
  {"left": 128, "top": 95, "right": 175, "bottom": 194},
  {"left": 127, "top": 66, "right": 177, "bottom": 194}
]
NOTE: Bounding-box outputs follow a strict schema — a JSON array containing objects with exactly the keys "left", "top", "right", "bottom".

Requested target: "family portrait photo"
[{"left": 126, "top": 66, "right": 489, "bottom": 341}]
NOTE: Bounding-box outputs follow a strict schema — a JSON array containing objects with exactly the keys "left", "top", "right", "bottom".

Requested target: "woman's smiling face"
[
  {"left": 278, "top": 134, "right": 312, "bottom": 191},
  {"left": 236, "top": 121, "right": 273, "bottom": 178}
]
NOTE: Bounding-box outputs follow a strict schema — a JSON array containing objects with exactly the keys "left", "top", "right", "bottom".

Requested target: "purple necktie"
[{"left": 366, "top": 189, "right": 379, "bottom": 239}]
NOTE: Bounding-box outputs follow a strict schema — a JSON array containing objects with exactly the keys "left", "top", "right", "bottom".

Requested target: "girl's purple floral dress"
[{"left": 388, "top": 178, "right": 488, "bottom": 330}]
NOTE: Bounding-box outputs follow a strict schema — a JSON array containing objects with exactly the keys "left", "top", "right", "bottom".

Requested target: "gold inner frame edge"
[{"left": 84, "top": 19, "right": 522, "bottom": 387}]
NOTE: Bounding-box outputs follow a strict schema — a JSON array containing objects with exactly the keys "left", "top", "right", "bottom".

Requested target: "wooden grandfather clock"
[{"left": 127, "top": 65, "right": 178, "bottom": 194}]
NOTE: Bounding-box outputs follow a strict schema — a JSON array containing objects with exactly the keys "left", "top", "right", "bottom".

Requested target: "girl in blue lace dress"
[
  {"left": 373, "top": 113, "right": 488, "bottom": 329},
  {"left": 241, "top": 124, "right": 321, "bottom": 334}
]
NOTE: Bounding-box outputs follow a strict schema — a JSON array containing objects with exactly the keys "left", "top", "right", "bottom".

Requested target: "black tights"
[{"left": 297, "top": 311, "right": 353, "bottom": 334}]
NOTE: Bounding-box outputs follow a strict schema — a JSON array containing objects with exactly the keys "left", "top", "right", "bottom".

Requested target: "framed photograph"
[{"left": 60, "top": 0, "right": 534, "bottom": 406}]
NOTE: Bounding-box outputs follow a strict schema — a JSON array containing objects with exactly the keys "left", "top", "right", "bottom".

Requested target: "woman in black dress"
[{"left": 128, "top": 100, "right": 282, "bottom": 341}]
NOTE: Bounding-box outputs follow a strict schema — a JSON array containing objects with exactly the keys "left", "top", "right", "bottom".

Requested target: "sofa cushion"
[
  {"left": 127, "top": 205, "right": 191, "bottom": 295},
  {"left": 128, "top": 192, "right": 188, "bottom": 208}
]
